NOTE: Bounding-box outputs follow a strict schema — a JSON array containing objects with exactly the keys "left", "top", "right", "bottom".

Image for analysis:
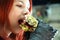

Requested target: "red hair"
[
  {"left": 0, "top": 0, "right": 32, "bottom": 40},
  {"left": 0, "top": 0, "right": 14, "bottom": 40},
  {"left": 0, "top": 0, "right": 14, "bottom": 26},
  {"left": 29, "top": 0, "right": 32, "bottom": 12}
]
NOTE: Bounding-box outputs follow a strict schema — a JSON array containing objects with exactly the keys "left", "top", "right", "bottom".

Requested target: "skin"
[{"left": 8, "top": 0, "right": 30, "bottom": 34}]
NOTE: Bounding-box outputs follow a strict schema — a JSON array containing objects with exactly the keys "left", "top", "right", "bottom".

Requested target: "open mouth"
[
  {"left": 18, "top": 19, "right": 33, "bottom": 32},
  {"left": 18, "top": 17, "right": 26, "bottom": 24},
  {"left": 18, "top": 19, "right": 24, "bottom": 24}
]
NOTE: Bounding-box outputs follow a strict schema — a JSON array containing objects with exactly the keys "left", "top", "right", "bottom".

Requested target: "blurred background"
[{"left": 32, "top": 0, "right": 60, "bottom": 40}]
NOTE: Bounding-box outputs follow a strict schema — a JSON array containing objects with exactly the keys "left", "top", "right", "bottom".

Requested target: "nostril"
[
  {"left": 23, "top": 8, "right": 29, "bottom": 15},
  {"left": 24, "top": 12, "right": 28, "bottom": 15}
]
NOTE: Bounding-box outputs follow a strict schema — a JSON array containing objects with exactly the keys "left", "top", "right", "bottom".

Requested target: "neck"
[
  {"left": 4, "top": 21, "right": 12, "bottom": 37},
  {"left": 0, "top": 21, "right": 12, "bottom": 40},
  {"left": 0, "top": 25, "right": 12, "bottom": 38},
  {"left": 4, "top": 26, "right": 12, "bottom": 37}
]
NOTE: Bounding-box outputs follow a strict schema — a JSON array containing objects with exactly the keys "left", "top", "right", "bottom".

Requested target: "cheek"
[
  {"left": 9, "top": 7, "right": 22, "bottom": 19},
  {"left": 13, "top": 7, "right": 22, "bottom": 16}
]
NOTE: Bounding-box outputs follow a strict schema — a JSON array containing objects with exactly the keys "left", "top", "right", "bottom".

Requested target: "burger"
[{"left": 19, "top": 15, "right": 38, "bottom": 32}]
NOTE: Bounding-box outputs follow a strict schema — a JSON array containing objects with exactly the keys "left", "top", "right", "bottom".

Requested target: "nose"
[{"left": 23, "top": 8, "right": 30, "bottom": 15}]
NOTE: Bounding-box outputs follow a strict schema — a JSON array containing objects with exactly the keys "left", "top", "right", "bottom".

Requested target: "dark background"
[{"left": 32, "top": 0, "right": 60, "bottom": 5}]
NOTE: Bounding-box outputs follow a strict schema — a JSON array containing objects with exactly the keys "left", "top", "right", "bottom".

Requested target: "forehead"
[{"left": 15, "top": 0, "right": 30, "bottom": 8}]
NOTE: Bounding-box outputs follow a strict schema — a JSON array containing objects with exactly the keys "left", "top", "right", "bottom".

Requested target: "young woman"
[
  {"left": 0, "top": 0, "right": 32, "bottom": 40},
  {"left": 0, "top": 0, "right": 57, "bottom": 40}
]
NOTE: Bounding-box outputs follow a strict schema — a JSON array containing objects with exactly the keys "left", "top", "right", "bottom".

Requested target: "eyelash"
[{"left": 16, "top": 5, "right": 23, "bottom": 8}]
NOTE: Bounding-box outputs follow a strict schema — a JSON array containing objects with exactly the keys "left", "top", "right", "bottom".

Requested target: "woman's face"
[{"left": 8, "top": 0, "right": 30, "bottom": 34}]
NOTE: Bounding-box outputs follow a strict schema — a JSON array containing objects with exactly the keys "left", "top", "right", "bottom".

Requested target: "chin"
[{"left": 12, "top": 28, "right": 21, "bottom": 34}]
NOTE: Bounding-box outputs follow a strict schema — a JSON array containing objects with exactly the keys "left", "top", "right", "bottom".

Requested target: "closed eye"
[{"left": 16, "top": 5, "right": 23, "bottom": 8}]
